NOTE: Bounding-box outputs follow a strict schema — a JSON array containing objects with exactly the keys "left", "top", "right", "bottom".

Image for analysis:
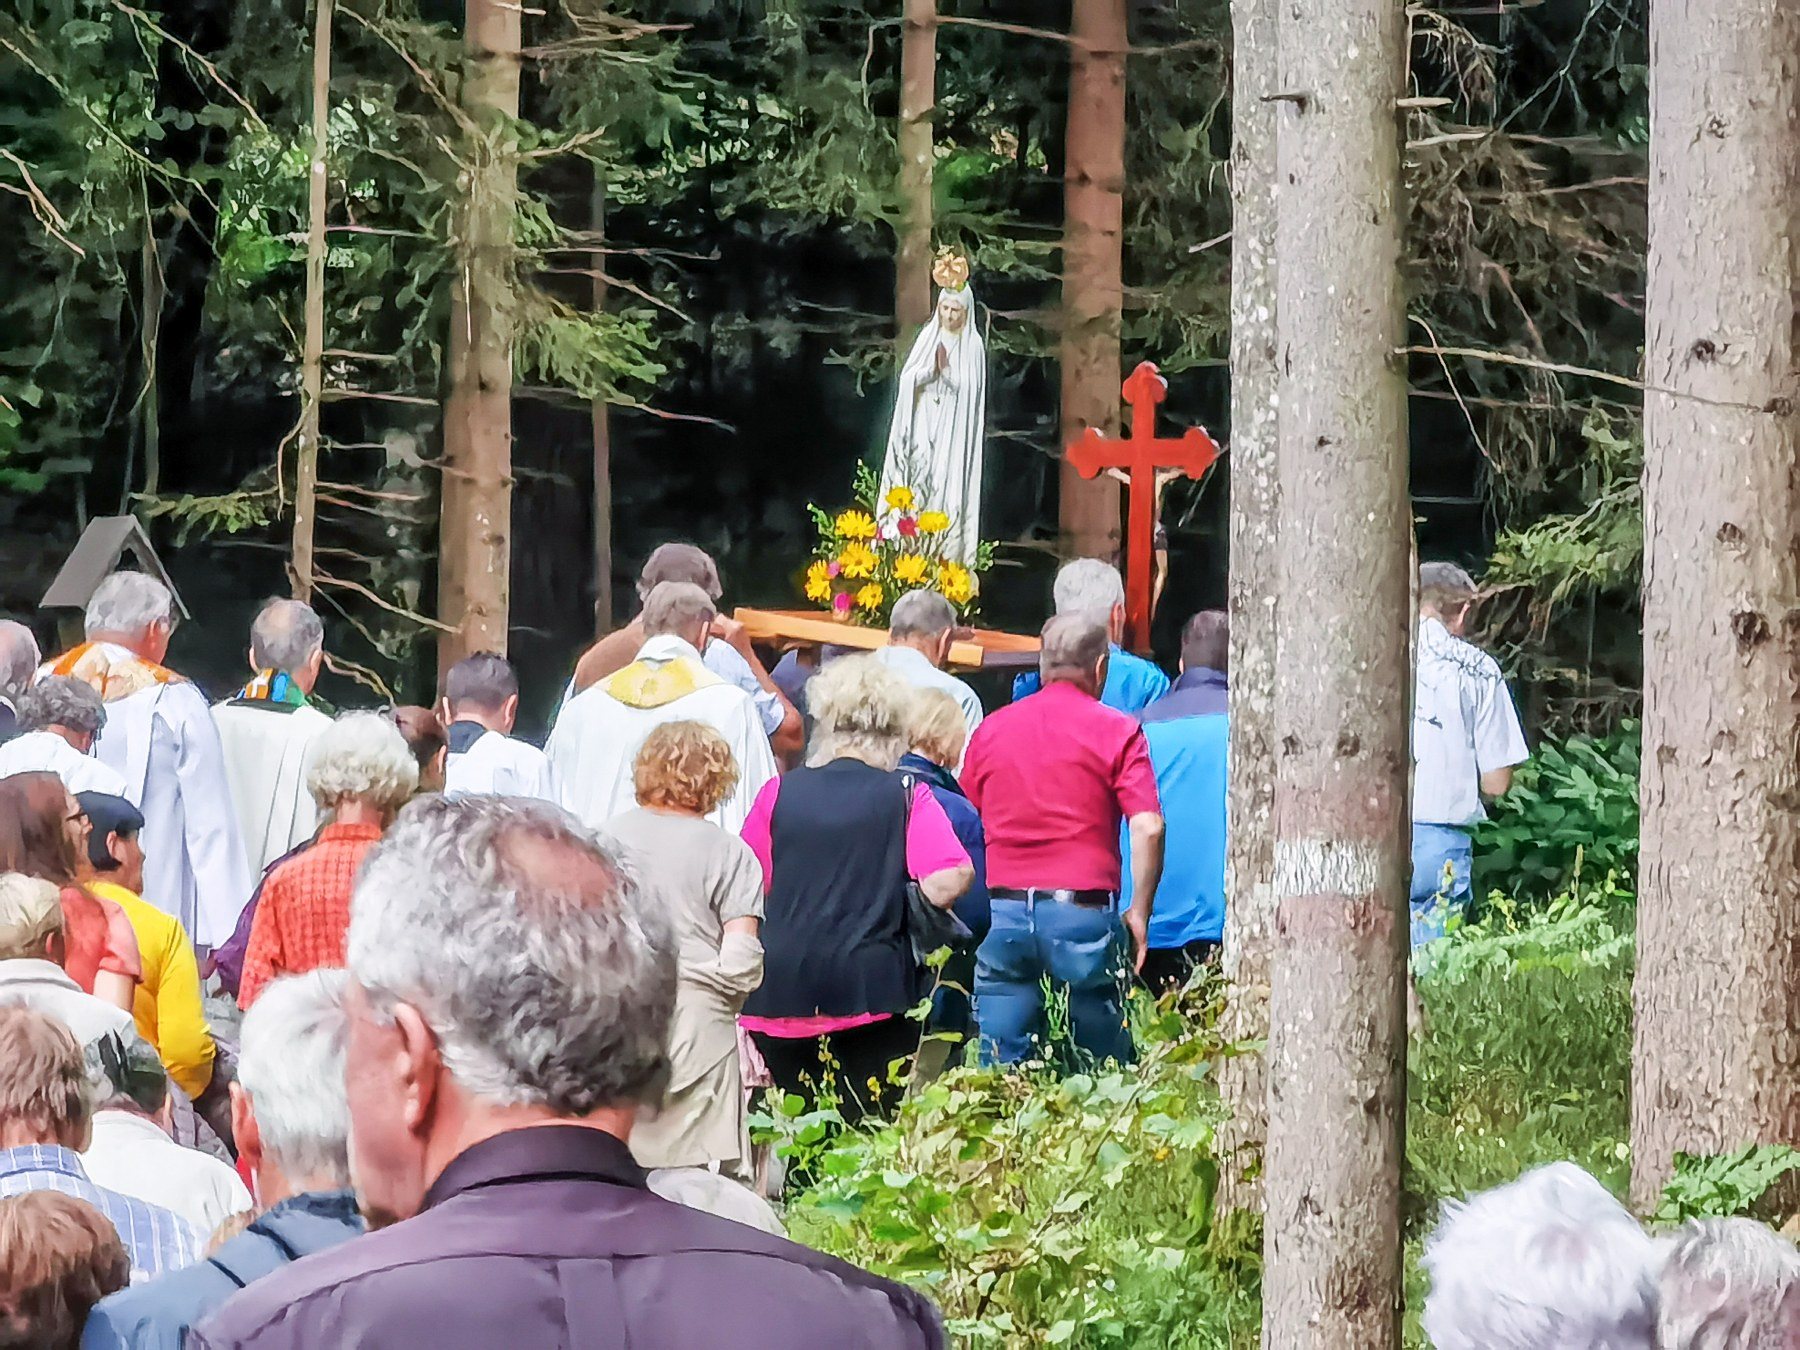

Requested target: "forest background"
[{"left": 0, "top": 0, "right": 1646, "bottom": 729}]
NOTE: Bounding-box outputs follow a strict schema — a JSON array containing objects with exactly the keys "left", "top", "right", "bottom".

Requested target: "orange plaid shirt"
[{"left": 238, "top": 822, "right": 383, "bottom": 1008}]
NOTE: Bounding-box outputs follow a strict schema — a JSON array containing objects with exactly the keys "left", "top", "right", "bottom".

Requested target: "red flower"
[
  {"left": 897, "top": 515, "right": 920, "bottom": 538},
  {"left": 832, "top": 591, "right": 853, "bottom": 614}
]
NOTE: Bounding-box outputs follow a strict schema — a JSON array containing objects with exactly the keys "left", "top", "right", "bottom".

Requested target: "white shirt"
[
  {"left": 82, "top": 1110, "right": 252, "bottom": 1236},
  {"left": 0, "top": 959, "right": 136, "bottom": 1046},
  {"left": 873, "top": 645, "right": 984, "bottom": 743},
  {"left": 1413, "top": 617, "right": 1529, "bottom": 827},
  {"left": 212, "top": 700, "right": 334, "bottom": 875},
  {"left": 0, "top": 730, "right": 130, "bottom": 797},
  {"left": 547, "top": 636, "right": 777, "bottom": 834},
  {"left": 95, "top": 681, "right": 252, "bottom": 947},
  {"left": 444, "top": 726, "right": 563, "bottom": 803}
]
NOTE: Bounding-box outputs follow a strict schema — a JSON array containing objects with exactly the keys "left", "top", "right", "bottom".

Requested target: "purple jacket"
[{"left": 190, "top": 1125, "right": 944, "bottom": 1350}]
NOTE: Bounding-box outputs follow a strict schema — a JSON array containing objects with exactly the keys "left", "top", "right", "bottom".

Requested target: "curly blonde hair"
[
  {"left": 307, "top": 712, "right": 420, "bottom": 813},
  {"left": 633, "top": 721, "right": 741, "bottom": 814},
  {"left": 908, "top": 687, "right": 968, "bottom": 769}
]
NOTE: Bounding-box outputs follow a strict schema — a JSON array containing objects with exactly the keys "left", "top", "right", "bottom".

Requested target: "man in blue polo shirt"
[
  {"left": 1123, "top": 610, "right": 1228, "bottom": 992},
  {"left": 1011, "top": 559, "right": 1170, "bottom": 714}
]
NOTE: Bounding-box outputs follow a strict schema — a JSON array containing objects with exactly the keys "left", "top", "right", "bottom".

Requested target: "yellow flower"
[
  {"left": 856, "top": 583, "right": 885, "bottom": 613},
  {"left": 804, "top": 560, "right": 833, "bottom": 603},
  {"left": 894, "top": 555, "right": 930, "bottom": 586},
  {"left": 937, "top": 562, "right": 973, "bottom": 606},
  {"left": 835, "top": 509, "right": 877, "bottom": 541},
  {"left": 884, "top": 486, "right": 916, "bottom": 513},
  {"left": 917, "top": 510, "right": 951, "bottom": 536},
  {"left": 839, "top": 543, "right": 878, "bottom": 579}
]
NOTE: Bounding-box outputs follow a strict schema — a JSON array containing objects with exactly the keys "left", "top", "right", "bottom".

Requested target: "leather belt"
[{"left": 991, "top": 887, "right": 1117, "bottom": 910}]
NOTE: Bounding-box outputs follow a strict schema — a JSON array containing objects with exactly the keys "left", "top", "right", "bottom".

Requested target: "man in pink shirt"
[{"left": 961, "top": 615, "right": 1166, "bottom": 1066}]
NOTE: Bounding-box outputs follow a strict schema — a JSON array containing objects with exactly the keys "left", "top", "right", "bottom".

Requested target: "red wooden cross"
[{"left": 1066, "top": 361, "right": 1221, "bottom": 653}]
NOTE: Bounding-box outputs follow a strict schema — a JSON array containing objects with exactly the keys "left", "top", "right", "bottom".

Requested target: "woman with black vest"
[{"left": 739, "top": 655, "right": 973, "bottom": 1123}]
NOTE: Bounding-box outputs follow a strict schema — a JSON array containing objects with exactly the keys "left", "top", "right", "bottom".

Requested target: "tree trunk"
[
  {"left": 1261, "top": 0, "right": 1409, "bottom": 1338},
  {"left": 1058, "top": 0, "right": 1125, "bottom": 562},
  {"left": 896, "top": 0, "right": 936, "bottom": 348},
  {"left": 438, "top": 0, "right": 521, "bottom": 668},
  {"left": 291, "top": 0, "right": 333, "bottom": 603},
  {"left": 1630, "top": 0, "right": 1800, "bottom": 1211},
  {"left": 1214, "top": 0, "right": 1280, "bottom": 1219},
  {"left": 590, "top": 173, "right": 613, "bottom": 635}
]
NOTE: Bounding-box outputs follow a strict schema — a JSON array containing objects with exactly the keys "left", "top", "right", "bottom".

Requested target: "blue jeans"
[
  {"left": 974, "top": 897, "right": 1134, "bottom": 1068},
  {"left": 1410, "top": 823, "right": 1473, "bottom": 947}
]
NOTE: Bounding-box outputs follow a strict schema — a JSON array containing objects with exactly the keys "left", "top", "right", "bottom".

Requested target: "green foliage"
[
  {"left": 758, "top": 1003, "right": 1259, "bottom": 1348},
  {"left": 1406, "top": 897, "right": 1635, "bottom": 1213},
  {"left": 1654, "top": 1147, "right": 1800, "bottom": 1225},
  {"left": 1473, "top": 721, "right": 1639, "bottom": 905}
]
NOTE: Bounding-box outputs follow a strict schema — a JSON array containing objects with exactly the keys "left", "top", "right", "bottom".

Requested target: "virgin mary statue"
[{"left": 880, "top": 254, "right": 987, "bottom": 564}]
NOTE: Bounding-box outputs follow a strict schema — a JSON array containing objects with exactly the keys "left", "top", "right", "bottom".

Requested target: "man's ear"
[
  {"left": 42, "top": 930, "right": 66, "bottom": 968},
  {"left": 247, "top": 645, "right": 259, "bottom": 674},
  {"left": 435, "top": 697, "right": 453, "bottom": 728},
  {"left": 392, "top": 1001, "right": 443, "bottom": 1137},
  {"left": 231, "top": 1083, "right": 263, "bottom": 1182},
  {"left": 502, "top": 693, "right": 520, "bottom": 728}
]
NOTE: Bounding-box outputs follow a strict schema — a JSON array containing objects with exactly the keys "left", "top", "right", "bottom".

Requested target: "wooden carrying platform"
[{"left": 733, "top": 608, "right": 1041, "bottom": 671}]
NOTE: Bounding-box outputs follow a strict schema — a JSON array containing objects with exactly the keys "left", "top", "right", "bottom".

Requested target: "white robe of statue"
[{"left": 880, "top": 286, "right": 987, "bottom": 563}]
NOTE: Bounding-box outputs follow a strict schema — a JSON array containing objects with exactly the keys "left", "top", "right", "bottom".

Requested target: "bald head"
[
  {"left": 1039, "top": 615, "right": 1110, "bottom": 696},
  {"left": 250, "top": 599, "right": 325, "bottom": 692},
  {"left": 641, "top": 582, "right": 716, "bottom": 651},
  {"left": 0, "top": 622, "right": 39, "bottom": 698}
]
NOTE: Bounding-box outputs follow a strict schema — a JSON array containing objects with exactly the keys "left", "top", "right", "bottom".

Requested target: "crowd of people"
[{"left": 0, "top": 543, "right": 1770, "bottom": 1348}]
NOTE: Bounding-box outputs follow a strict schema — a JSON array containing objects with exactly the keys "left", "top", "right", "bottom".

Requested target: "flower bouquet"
[{"left": 804, "top": 464, "right": 992, "bottom": 628}]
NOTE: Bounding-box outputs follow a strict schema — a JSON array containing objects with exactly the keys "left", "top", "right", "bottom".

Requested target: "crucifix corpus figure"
[
  {"left": 1066, "top": 361, "right": 1220, "bottom": 652},
  {"left": 880, "top": 249, "right": 988, "bottom": 564}
]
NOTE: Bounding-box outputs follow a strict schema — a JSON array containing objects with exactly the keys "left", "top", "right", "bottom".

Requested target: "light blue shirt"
[
  {"left": 0, "top": 1144, "right": 201, "bottom": 1282},
  {"left": 1121, "top": 711, "right": 1227, "bottom": 947},
  {"left": 1012, "top": 644, "right": 1171, "bottom": 716}
]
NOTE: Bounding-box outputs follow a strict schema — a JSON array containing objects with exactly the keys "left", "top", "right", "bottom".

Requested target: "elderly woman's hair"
[
  {"left": 633, "top": 720, "right": 740, "bottom": 815},
  {"left": 0, "top": 621, "right": 41, "bottom": 698},
  {"left": 805, "top": 654, "right": 914, "bottom": 771},
  {"left": 348, "top": 795, "right": 677, "bottom": 1114},
  {"left": 1052, "top": 558, "right": 1125, "bottom": 624},
  {"left": 250, "top": 599, "right": 324, "bottom": 675},
  {"left": 0, "top": 1006, "right": 90, "bottom": 1143},
  {"left": 0, "top": 874, "right": 64, "bottom": 961},
  {"left": 1422, "top": 1162, "right": 1659, "bottom": 1350},
  {"left": 84, "top": 572, "right": 175, "bottom": 638},
  {"left": 305, "top": 711, "right": 419, "bottom": 813},
  {"left": 641, "top": 582, "right": 716, "bottom": 640},
  {"left": 0, "top": 772, "right": 84, "bottom": 888},
  {"left": 1421, "top": 560, "right": 1480, "bottom": 613},
  {"left": 18, "top": 678, "right": 105, "bottom": 739},
  {"left": 0, "top": 1191, "right": 129, "bottom": 1348},
  {"left": 238, "top": 970, "right": 353, "bottom": 1187},
  {"left": 889, "top": 589, "right": 957, "bottom": 641},
  {"left": 908, "top": 687, "right": 968, "bottom": 769},
  {"left": 1039, "top": 615, "right": 1110, "bottom": 684},
  {"left": 1657, "top": 1217, "right": 1800, "bottom": 1349}
]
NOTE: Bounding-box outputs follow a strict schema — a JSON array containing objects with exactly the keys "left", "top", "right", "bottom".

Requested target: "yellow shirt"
[{"left": 89, "top": 880, "right": 215, "bottom": 1099}]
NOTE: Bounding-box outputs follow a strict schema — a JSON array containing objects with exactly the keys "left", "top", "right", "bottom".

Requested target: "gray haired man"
[
  {"left": 0, "top": 676, "right": 129, "bottom": 796},
  {"left": 1412, "top": 561, "right": 1529, "bottom": 946},
  {"left": 213, "top": 598, "right": 333, "bottom": 874},
  {"left": 1011, "top": 559, "right": 1171, "bottom": 714},
  {"left": 0, "top": 619, "right": 40, "bottom": 744},
  {"left": 84, "top": 970, "right": 366, "bottom": 1350},
  {"left": 189, "top": 796, "right": 945, "bottom": 1350},
  {"left": 49, "top": 572, "right": 249, "bottom": 946},
  {"left": 875, "top": 589, "right": 984, "bottom": 743}
]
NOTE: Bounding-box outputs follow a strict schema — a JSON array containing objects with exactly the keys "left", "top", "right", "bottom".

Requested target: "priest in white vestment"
[
  {"left": 548, "top": 582, "right": 776, "bottom": 833},
  {"left": 880, "top": 254, "right": 987, "bottom": 564},
  {"left": 211, "top": 599, "right": 333, "bottom": 874},
  {"left": 0, "top": 677, "right": 129, "bottom": 797},
  {"left": 45, "top": 572, "right": 250, "bottom": 947},
  {"left": 440, "top": 652, "right": 562, "bottom": 802}
]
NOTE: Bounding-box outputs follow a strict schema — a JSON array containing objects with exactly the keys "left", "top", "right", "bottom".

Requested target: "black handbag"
[{"left": 899, "top": 772, "right": 974, "bottom": 966}]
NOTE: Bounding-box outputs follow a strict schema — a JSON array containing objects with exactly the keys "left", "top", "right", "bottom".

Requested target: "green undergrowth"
[{"left": 761, "top": 886, "right": 1636, "bottom": 1347}]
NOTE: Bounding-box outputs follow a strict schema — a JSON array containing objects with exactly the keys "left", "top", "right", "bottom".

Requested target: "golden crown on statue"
[{"left": 932, "top": 248, "right": 971, "bottom": 293}]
